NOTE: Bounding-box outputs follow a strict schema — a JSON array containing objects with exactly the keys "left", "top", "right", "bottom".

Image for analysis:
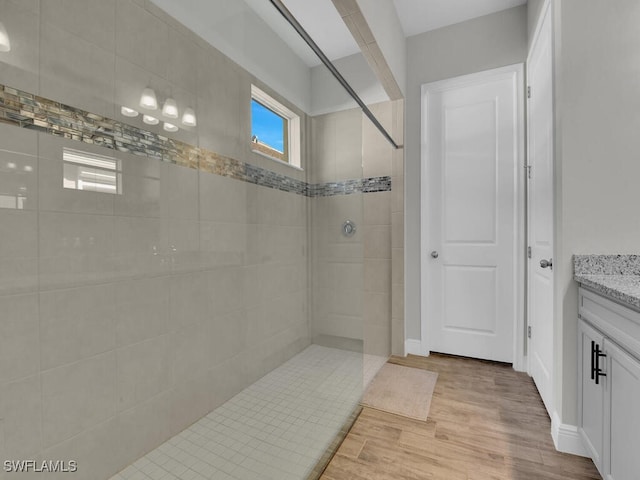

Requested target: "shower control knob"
[{"left": 342, "top": 220, "right": 356, "bottom": 237}]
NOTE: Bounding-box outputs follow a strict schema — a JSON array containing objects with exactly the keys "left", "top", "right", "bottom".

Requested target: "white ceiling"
[
  {"left": 152, "top": 0, "right": 528, "bottom": 68},
  {"left": 277, "top": 0, "right": 361, "bottom": 64},
  {"left": 264, "top": 0, "right": 529, "bottom": 64},
  {"left": 392, "top": 0, "right": 527, "bottom": 38}
]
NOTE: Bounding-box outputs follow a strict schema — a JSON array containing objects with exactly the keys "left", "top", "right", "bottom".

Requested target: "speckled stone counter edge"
[
  {"left": 574, "top": 254, "right": 640, "bottom": 311},
  {"left": 574, "top": 254, "right": 640, "bottom": 275},
  {"left": 574, "top": 274, "right": 640, "bottom": 311}
]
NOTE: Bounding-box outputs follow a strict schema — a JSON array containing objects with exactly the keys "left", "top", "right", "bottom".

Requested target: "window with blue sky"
[{"left": 251, "top": 99, "right": 286, "bottom": 154}]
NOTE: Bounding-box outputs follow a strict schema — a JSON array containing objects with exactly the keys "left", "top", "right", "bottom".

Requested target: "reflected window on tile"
[
  {"left": 63, "top": 148, "right": 122, "bottom": 195},
  {"left": 0, "top": 194, "right": 26, "bottom": 209},
  {"left": 0, "top": 157, "right": 34, "bottom": 209}
]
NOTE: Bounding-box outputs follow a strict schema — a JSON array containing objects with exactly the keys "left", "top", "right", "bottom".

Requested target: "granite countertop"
[{"left": 574, "top": 255, "right": 640, "bottom": 310}]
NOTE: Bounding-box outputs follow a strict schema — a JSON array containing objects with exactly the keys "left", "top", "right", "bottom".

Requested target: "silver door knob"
[
  {"left": 540, "top": 258, "right": 553, "bottom": 269},
  {"left": 430, "top": 251, "right": 439, "bottom": 259}
]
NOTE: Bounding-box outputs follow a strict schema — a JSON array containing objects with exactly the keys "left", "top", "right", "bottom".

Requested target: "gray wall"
[
  {"left": 527, "top": 0, "right": 546, "bottom": 45},
  {"left": 554, "top": 0, "right": 640, "bottom": 425},
  {"left": 404, "top": 6, "right": 528, "bottom": 340}
]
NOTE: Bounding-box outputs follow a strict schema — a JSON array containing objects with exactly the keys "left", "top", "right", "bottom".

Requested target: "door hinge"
[
  {"left": 528, "top": 326, "right": 532, "bottom": 339},
  {"left": 526, "top": 165, "right": 532, "bottom": 179},
  {"left": 527, "top": 86, "right": 532, "bottom": 99},
  {"left": 527, "top": 246, "right": 532, "bottom": 259}
]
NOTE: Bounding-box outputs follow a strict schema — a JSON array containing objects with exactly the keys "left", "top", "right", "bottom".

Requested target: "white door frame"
[{"left": 419, "top": 64, "right": 527, "bottom": 371}]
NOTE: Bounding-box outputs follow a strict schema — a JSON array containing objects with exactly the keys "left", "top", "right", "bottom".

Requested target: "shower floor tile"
[{"left": 110, "top": 345, "right": 386, "bottom": 480}]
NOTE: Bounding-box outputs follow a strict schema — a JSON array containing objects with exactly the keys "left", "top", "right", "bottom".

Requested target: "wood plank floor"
[{"left": 320, "top": 353, "right": 602, "bottom": 480}]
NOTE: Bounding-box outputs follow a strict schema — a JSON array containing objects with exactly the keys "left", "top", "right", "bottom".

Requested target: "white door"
[
  {"left": 421, "top": 65, "right": 523, "bottom": 363},
  {"left": 527, "top": 3, "right": 554, "bottom": 415}
]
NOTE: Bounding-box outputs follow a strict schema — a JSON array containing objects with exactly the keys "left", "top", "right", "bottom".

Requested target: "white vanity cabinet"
[
  {"left": 577, "top": 318, "right": 605, "bottom": 471},
  {"left": 578, "top": 288, "right": 640, "bottom": 480}
]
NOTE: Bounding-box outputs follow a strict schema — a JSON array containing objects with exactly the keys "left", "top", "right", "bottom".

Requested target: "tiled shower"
[{"left": 0, "top": 1, "right": 404, "bottom": 479}]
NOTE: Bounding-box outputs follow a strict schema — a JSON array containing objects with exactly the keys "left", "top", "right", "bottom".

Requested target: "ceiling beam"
[{"left": 331, "top": 0, "right": 404, "bottom": 101}]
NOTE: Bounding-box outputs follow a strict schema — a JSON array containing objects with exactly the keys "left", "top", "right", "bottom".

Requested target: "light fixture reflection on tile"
[
  {"left": 181, "top": 107, "right": 197, "bottom": 127},
  {"left": 0, "top": 22, "right": 10, "bottom": 53},
  {"left": 6, "top": 162, "right": 16, "bottom": 169},
  {"left": 23, "top": 165, "right": 33, "bottom": 172},
  {"left": 139, "top": 87, "right": 158, "bottom": 110},
  {"left": 143, "top": 115, "right": 159, "bottom": 125},
  {"left": 162, "top": 98, "right": 178, "bottom": 118},
  {"left": 163, "top": 122, "right": 178, "bottom": 132},
  {"left": 120, "top": 106, "right": 139, "bottom": 117}
]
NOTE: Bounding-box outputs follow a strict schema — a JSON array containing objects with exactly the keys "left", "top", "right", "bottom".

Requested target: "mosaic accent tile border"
[
  {"left": 308, "top": 176, "right": 391, "bottom": 197},
  {"left": 0, "top": 83, "right": 391, "bottom": 197}
]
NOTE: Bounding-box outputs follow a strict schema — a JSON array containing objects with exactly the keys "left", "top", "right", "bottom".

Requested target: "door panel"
[
  {"left": 527, "top": 3, "right": 554, "bottom": 415},
  {"left": 443, "top": 100, "right": 497, "bottom": 244},
  {"left": 422, "top": 66, "right": 521, "bottom": 363}
]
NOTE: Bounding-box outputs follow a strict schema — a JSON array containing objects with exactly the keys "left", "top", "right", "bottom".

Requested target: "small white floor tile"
[{"left": 109, "top": 345, "right": 366, "bottom": 480}]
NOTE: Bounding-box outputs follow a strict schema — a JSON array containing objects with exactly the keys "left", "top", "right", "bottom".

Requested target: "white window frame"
[{"left": 250, "top": 85, "right": 301, "bottom": 169}]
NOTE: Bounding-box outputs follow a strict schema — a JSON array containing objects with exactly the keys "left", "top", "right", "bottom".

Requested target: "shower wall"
[
  {"left": 310, "top": 100, "right": 403, "bottom": 357},
  {"left": 0, "top": 1, "right": 309, "bottom": 478}
]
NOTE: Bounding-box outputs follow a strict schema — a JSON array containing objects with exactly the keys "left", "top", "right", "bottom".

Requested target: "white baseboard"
[
  {"left": 405, "top": 339, "right": 425, "bottom": 356},
  {"left": 551, "top": 411, "right": 589, "bottom": 457}
]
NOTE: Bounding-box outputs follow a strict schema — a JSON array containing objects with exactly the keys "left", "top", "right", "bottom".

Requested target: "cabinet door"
[
  {"left": 578, "top": 319, "right": 605, "bottom": 472},
  {"left": 604, "top": 340, "right": 640, "bottom": 480}
]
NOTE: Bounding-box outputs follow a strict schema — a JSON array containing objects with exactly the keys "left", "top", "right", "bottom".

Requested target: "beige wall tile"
[
  {"left": 41, "top": 0, "right": 115, "bottom": 51},
  {"left": 41, "top": 418, "right": 123, "bottom": 480},
  {"left": 0, "top": 0, "right": 40, "bottom": 93},
  {"left": 392, "top": 211, "right": 404, "bottom": 249},
  {"left": 392, "top": 249, "right": 404, "bottom": 286},
  {"left": 167, "top": 372, "right": 211, "bottom": 437},
  {"left": 363, "top": 292, "right": 391, "bottom": 328},
  {"left": 169, "top": 272, "right": 208, "bottom": 331},
  {"left": 208, "top": 267, "right": 244, "bottom": 315},
  {"left": 0, "top": 375, "right": 41, "bottom": 458},
  {"left": 0, "top": 123, "right": 38, "bottom": 157},
  {"left": 116, "top": 335, "right": 171, "bottom": 412},
  {"left": 41, "top": 353, "right": 117, "bottom": 448},
  {"left": 163, "top": 163, "right": 199, "bottom": 220},
  {"left": 199, "top": 174, "right": 247, "bottom": 224},
  {"left": 166, "top": 218, "right": 200, "bottom": 273},
  {"left": 364, "top": 324, "right": 391, "bottom": 357},
  {"left": 364, "top": 225, "right": 392, "bottom": 259},
  {"left": 40, "top": 21, "right": 115, "bottom": 118},
  {"left": 39, "top": 284, "right": 116, "bottom": 370},
  {"left": 209, "top": 355, "right": 247, "bottom": 409},
  {"left": 0, "top": 210, "right": 37, "bottom": 267},
  {"left": 364, "top": 258, "right": 391, "bottom": 294},
  {"left": 114, "top": 152, "right": 162, "bottom": 218},
  {"left": 364, "top": 191, "right": 391, "bottom": 226},
  {"left": 0, "top": 293, "right": 39, "bottom": 383},
  {"left": 116, "top": 393, "right": 171, "bottom": 466},
  {"left": 115, "top": 0, "right": 168, "bottom": 78},
  {"left": 114, "top": 216, "right": 168, "bottom": 278},
  {"left": 171, "top": 321, "right": 210, "bottom": 383},
  {"left": 167, "top": 27, "right": 201, "bottom": 95},
  {"left": 210, "top": 309, "right": 247, "bottom": 367},
  {"left": 38, "top": 212, "right": 116, "bottom": 289},
  {"left": 115, "top": 276, "right": 170, "bottom": 347}
]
